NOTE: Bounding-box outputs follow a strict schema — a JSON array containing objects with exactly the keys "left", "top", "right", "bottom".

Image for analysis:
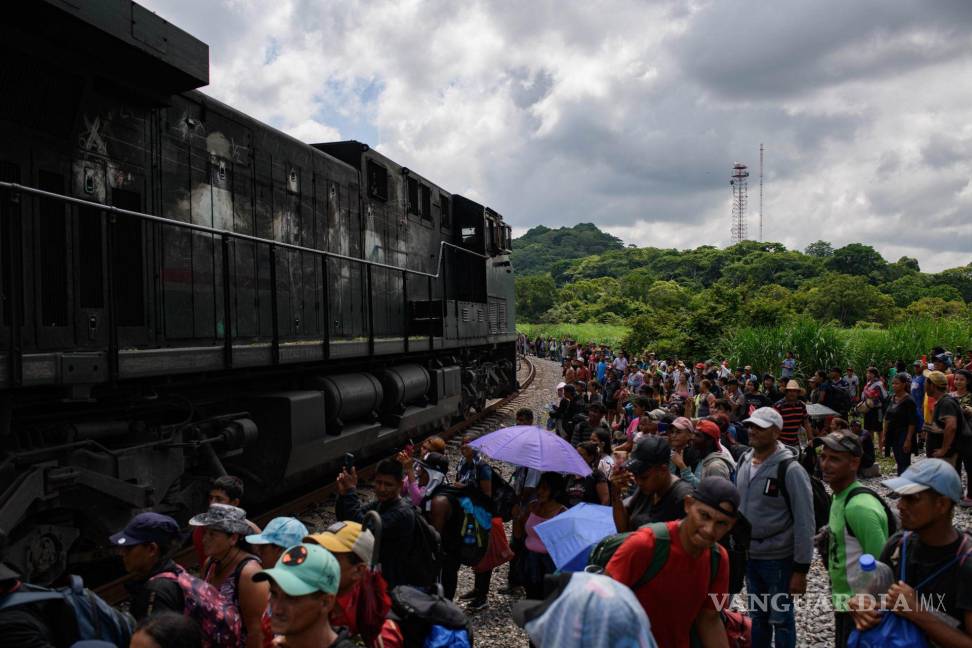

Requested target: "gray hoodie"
[{"left": 736, "top": 443, "right": 815, "bottom": 572}]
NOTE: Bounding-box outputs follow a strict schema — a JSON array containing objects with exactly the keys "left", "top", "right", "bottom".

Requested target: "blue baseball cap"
[
  {"left": 109, "top": 512, "right": 181, "bottom": 546},
  {"left": 883, "top": 459, "right": 963, "bottom": 503},
  {"left": 246, "top": 517, "right": 308, "bottom": 549}
]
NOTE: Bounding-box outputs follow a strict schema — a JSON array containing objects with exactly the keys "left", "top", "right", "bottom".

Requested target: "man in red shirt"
[{"left": 606, "top": 477, "right": 739, "bottom": 648}]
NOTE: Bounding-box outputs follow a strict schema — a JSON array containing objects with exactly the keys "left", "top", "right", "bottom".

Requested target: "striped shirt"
[{"left": 774, "top": 398, "right": 807, "bottom": 446}]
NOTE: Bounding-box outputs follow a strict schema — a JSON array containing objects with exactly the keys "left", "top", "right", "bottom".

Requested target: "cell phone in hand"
[{"left": 343, "top": 453, "right": 355, "bottom": 471}]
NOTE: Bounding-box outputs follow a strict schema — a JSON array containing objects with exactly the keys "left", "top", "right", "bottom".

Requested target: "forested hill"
[
  {"left": 511, "top": 223, "right": 625, "bottom": 276},
  {"left": 513, "top": 224, "right": 972, "bottom": 356}
]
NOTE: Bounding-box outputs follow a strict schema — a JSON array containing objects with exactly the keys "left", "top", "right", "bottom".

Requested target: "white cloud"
[{"left": 141, "top": 0, "right": 972, "bottom": 272}]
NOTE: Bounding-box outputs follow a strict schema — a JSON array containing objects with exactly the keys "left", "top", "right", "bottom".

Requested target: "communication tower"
[{"left": 729, "top": 162, "right": 749, "bottom": 244}]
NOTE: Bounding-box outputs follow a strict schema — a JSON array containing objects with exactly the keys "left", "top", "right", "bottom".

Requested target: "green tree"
[
  {"left": 804, "top": 274, "right": 897, "bottom": 326},
  {"left": 825, "top": 243, "right": 887, "bottom": 280},
  {"left": 514, "top": 273, "right": 556, "bottom": 322},
  {"left": 511, "top": 223, "right": 624, "bottom": 276},
  {"left": 804, "top": 240, "right": 834, "bottom": 257},
  {"left": 931, "top": 264, "right": 972, "bottom": 302},
  {"left": 883, "top": 274, "right": 929, "bottom": 307},
  {"left": 904, "top": 297, "right": 967, "bottom": 320}
]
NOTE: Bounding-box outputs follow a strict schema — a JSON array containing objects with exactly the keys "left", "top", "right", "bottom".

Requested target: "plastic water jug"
[{"left": 848, "top": 553, "right": 894, "bottom": 597}]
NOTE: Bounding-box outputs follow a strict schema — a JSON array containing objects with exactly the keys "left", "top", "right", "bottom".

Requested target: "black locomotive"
[{"left": 0, "top": 2, "right": 516, "bottom": 585}]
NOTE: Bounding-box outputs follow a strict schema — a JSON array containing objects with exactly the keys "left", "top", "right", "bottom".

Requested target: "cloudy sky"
[{"left": 143, "top": 0, "right": 972, "bottom": 272}]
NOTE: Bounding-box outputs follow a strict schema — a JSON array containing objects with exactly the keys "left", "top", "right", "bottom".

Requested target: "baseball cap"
[
  {"left": 882, "top": 459, "right": 963, "bottom": 503},
  {"left": 512, "top": 572, "right": 653, "bottom": 647},
  {"left": 696, "top": 419, "right": 721, "bottom": 442},
  {"left": 690, "top": 477, "right": 741, "bottom": 518},
  {"left": 188, "top": 503, "right": 252, "bottom": 536},
  {"left": 926, "top": 371, "right": 948, "bottom": 389},
  {"left": 671, "top": 416, "right": 694, "bottom": 433},
  {"left": 556, "top": 382, "right": 567, "bottom": 390},
  {"left": 246, "top": 517, "right": 308, "bottom": 549},
  {"left": 109, "top": 512, "right": 181, "bottom": 547},
  {"left": 252, "top": 543, "right": 340, "bottom": 596},
  {"left": 817, "top": 431, "right": 863, "bottom": 457},
  {"left": 743, "top": 407, "right": 784, "bottom": 430},
  {"left": 304, "top": 521, "right": 375, "bottom": 565},
  {"left": 623, "top": 436, "right": 671, "bottom": 475}
]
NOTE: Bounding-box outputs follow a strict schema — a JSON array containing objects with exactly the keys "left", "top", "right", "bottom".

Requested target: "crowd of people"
[{"left": 1, "top": 340, "right": 971, "bottom": 648}]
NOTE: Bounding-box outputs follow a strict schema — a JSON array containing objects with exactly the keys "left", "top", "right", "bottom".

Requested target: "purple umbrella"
[{"left": 467, "top": 425, "right": 592, "bottom": 476}]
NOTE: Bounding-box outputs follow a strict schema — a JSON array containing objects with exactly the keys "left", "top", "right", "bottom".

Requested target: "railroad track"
[{"left": 96, "top": 355, "right": 536, "bottom": 604}]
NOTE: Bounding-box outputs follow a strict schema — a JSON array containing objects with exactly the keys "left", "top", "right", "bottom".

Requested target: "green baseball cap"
[{"left": 252, "top": 543, "right": 339, "bottom": 596}]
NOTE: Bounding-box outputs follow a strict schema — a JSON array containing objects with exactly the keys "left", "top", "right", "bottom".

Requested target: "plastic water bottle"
[{"left": 848, "top": 554, "right": 894, "bottom": 596}]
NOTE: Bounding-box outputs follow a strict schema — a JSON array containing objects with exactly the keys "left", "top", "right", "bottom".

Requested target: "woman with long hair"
[
  {"left": 949, "top": 369, "right": 972, "bottom": 506},
  {"left": 515, "top": 472, "right": 568, "bottom": 599},
  {"left": 568, "top": 442, "right": 610, "bottom": 506},
  {"left": 883, "top": 372, "right": 918, "bottom": 476}
]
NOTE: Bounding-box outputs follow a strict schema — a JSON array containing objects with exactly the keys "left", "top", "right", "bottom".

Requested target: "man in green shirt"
[{"left": 818, "top": 430, "right": 890, "bottom": 647}]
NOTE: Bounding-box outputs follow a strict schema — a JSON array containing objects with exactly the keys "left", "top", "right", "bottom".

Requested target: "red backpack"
[{"left": 151, "top": 565, "right": 242, "bottom": 648}]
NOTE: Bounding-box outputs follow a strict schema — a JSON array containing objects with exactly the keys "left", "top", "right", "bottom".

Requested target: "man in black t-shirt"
[
  {"left": 609, "top": 436, "right": 692, "bottom": 531},
  {"left": 924, "top": 371, "right": 968, "bottom": 462},
  {"left": 850, "top": 459, "right": 972, "bottom": 644}
]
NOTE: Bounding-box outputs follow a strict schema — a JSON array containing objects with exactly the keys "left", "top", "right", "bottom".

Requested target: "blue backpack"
[{"left": 0, "top": 575, "right": 134, "bottom": 646}]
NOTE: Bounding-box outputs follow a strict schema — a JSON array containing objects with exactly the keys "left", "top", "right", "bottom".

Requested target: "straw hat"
[{"left": 784, "top": 379, "right": 805, "bottom": 394}]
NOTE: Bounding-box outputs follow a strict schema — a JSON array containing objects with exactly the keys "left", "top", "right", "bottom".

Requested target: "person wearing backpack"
[
  {"left": 107, "top": 513, "right": 187, "bottom": 620},
  {"left": 336, "top": 459, "right": 417, "bottom": 590},
  {"left": 736, "top": 407, "right": 814, "bottom": 648},
  {"left": 849, "top": 459, "right": 972, "bottom": 646},
  {"left": 191, "top": 503, "right": 267, "bottom": 648},
  {"left": 604, "top": 477, "right": 738, "bottom": 648},
  {"left": 252, "top": 543, "right": 356, "bottom": 648},
  {"left": 454, "top": 435, "right": 495, "bottom": 610},
  {"left": 0, "top": 559, "right": 81, "bottom": 646},
  {"left": 817, "top": 431, "right": 891, "bottom": 647},
  {"left": 305, "top": 522, "right": 404, "bottom": 648},
  {"left": 109, "top": 512, "right": 241, "bottom": 648}
]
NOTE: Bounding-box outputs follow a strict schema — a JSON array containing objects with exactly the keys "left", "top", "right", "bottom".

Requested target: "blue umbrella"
[
  {"left": 467, "top": 425, "right": 592, "bottom": 476},
  {"left": 534, "top": 503, "right": 617, "bottom": 571}
]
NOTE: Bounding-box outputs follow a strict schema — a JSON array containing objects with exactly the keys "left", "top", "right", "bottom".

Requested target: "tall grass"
[
  {"left": 721, "top": 316, "right": 972, "bottom": 378},
  {"left": 517, "top": 322, "right": 630, "bottom": 348}
]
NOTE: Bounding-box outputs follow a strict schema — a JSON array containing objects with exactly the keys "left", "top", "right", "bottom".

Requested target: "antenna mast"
[
  {"left": 759, "top": 143, "right": 764, "bottom": 242},
  {"left": 729, "top": 162, "right": 749, "bottom": 245}
]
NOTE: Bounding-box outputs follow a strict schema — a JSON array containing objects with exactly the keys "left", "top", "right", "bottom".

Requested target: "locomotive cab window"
[
  {"left": 406, "top": 177, "right": 420, "bottom": 216},
  {"left": 367, "top": 160, "right": 388, "bottom": 201},
  {"left": 461, "top": 226, "right": 479, "bottom": 247},
  {"left": 420, "top": 185, "right": 432, "bottom": 222},
  {"left": 440, "top": 194, "right": 451, "bottom": 229}
]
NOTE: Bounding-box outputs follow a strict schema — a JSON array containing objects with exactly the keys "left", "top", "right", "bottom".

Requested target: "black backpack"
[
  {"left": 388, "top": 585, "right": 472, "bottom": 648},
  {"left": 777, "top": 456, "right": 831, "bottom": 533},
  {"left": 490, "top": 471, "right": 516, "bottom": 522},
  {"left": 829, "top": 385, "right": 852, "bottom": 416},
  {"left": 402, "top": 506, "right": 442, "bottom": 588}
]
